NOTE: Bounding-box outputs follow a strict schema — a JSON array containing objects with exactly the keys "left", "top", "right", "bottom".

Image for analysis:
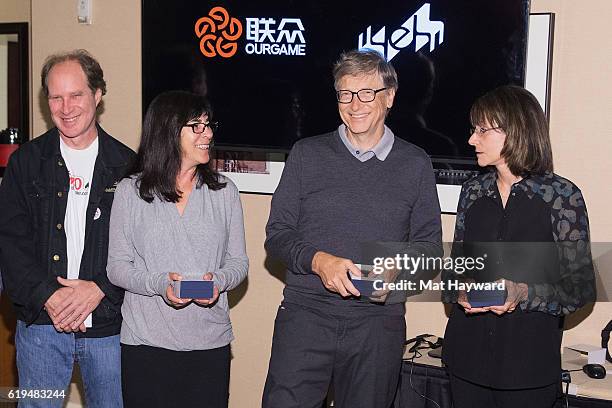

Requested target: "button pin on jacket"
[{"left": 94, "top": 207, "right": 101, "bottom": 220}]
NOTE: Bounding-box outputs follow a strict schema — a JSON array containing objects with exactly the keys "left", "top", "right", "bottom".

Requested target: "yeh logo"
[{"left": 358, "top": 3, "right": 444, "bottom": 62}]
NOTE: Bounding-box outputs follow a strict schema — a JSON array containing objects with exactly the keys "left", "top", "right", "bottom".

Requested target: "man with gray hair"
[
  {"left": 0, "top": 49, "right": 133, "bottom": 407},
  {"left": 262, "top": 49, "right": 442, "bottom": 407}
]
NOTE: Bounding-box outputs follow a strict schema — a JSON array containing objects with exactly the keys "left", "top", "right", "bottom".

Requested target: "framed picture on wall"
[{"left": 215, "top": 151, "right": 286, "bottom": 194}]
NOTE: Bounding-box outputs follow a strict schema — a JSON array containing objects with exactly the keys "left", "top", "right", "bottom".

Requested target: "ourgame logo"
[
  {"left": 195, "top": 6, "right": 243, "bottom": 58},
  {"left": 195, "top": 6, "right": 306, "bottom": 58}
]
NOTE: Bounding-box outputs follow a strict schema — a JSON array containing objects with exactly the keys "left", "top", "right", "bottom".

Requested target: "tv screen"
[{"left": 143, "top": 0, "right": 530, "bottom": 171}]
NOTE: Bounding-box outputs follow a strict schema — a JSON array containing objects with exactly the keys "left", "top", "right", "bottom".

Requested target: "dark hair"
[
  {"left": 333, "top": 49, "right": 398, "bottom": 91},
  {"left": 470, "top": 85, "right": 553, "bottom": 176},
  {"left": 131, "top": 90, "right": 226, "bottom": 203},
  {"left": 41, "top": 49, "right": 106, "bottom": 97}
]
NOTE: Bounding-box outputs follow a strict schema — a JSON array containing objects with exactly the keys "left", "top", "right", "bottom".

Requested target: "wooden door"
[{"left": 0, "top": 293, "right": 17, "bottom": 387}]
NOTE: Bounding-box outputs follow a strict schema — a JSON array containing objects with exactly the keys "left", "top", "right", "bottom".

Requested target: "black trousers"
[
  {"left": 449, "top": 373, "right": 559, "bottom": 408},
  {"left": 121, "top": 343, "right": 230, "bottom": 408},
  {"left": 262, "top": 302, "right": 406, "bottom": 408}
]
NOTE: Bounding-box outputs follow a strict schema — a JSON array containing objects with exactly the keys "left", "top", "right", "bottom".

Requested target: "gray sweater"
[
  {"left": 107, "top": 176, "right": 248, "bottom": 351},
  {"left": 265, "top": 129, "right": 443, "bottom": 314}
]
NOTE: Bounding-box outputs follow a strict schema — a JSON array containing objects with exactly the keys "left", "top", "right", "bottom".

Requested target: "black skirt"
[{"left": 121, "top": 343, "right": 231, "bottom": 408}]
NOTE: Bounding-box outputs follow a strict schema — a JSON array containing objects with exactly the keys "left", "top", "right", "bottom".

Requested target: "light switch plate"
[{"left": 77, "top": 0, "right": 93, "bottom": 24}]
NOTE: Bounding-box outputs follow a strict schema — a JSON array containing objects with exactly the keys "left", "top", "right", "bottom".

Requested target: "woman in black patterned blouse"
[{"left": 442, "top": 85, "right": 596, "bottom": 408}]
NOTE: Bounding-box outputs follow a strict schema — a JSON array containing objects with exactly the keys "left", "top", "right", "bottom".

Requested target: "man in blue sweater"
[{"left": 262, "top": 49, "right": 442, "bottom": 408}]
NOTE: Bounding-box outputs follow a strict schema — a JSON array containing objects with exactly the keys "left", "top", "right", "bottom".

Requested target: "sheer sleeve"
[{"left": 520, "top": 186, "right": 596, "bottom": 315}]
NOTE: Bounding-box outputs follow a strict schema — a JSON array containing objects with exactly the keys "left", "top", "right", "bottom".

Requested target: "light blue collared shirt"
[{"left": 338, "top": 124, "right": 395, "bottom": 162}]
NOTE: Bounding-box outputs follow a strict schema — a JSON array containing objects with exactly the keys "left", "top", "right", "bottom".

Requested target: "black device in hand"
[{"left": 467, "top": 288, "right": 507, "bottom": 307}]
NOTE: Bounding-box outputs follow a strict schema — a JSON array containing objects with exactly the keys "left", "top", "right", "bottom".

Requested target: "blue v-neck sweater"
[{"left": 265, "top": 130, "right": 443, "bottom": 315}]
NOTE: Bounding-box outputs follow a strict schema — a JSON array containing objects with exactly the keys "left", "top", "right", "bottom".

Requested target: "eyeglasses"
[
  {"left": 470, "top": 125, "right": 502, "bottom": 135},
  {"left": 336, "top": 87, "right": 387, "bottom": 104},
  {"left": 184, "top": 121, "right": 219, "bottom": 134}
]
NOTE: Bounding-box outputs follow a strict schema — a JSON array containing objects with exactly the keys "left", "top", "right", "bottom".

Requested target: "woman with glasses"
[
  {"left": 442, "top": 85, "right": 595, "bottom": 408},
  {"left": 107, "top": 90, "right": 248, "bottom": 407}
]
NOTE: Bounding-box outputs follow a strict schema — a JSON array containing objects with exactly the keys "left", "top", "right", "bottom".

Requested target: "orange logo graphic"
[{"left": 195, "top": 6, "right": 243, "bottom": 58}]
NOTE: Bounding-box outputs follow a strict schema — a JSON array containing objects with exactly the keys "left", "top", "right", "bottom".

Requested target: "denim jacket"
[{"left": 0, "top": 125, "right": 135, "bottom": 337}]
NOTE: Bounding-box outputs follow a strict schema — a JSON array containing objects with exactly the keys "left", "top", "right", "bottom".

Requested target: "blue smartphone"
[
  {"left": 173, "top": 280, "right": 214, "bottom": 299},
  {"left": 467, "top": 288, "right": 507, "bottom": 307},
  {"left": 350, "top": 264, "right": 376, "bottom": 296},
  {"left": 350, "top": 278, "right": 376, "bottom": 297}
]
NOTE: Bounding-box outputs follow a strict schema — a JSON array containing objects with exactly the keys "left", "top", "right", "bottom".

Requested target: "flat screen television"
[{"left": 143, "top": 0, "right": 530, "bottom": 180}]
